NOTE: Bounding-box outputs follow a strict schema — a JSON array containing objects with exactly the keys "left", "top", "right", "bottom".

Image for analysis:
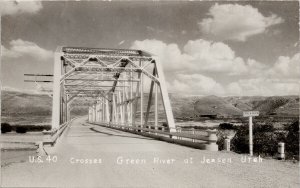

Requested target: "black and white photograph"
[{"left": 0, "top": 0, "right": 299, "bottom": 187}]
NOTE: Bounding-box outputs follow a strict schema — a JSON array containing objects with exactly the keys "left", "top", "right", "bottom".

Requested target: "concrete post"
[
  {"left": 88, "top": 107, "right": 91, "bottom": 122},
  {"left": 51, "top": 51, "right": 62, "bottom": 130},
  {"left": 192, "top": 128, "right": 195, "bottom": 143},
  {"left": 249, "top": 116, "right": 253, "bottom": 156},
  {"left": 205, "top": 129, "right": 218, "bottom": 151},
  {"left": 277, "top": 142, "right": 285, "bottom": 160},
  {"left": 224, "top": 138, "right": 231, "bottom": 151}
]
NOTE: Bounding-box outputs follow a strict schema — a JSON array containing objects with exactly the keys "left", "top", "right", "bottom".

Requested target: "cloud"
[
  {"left": 226, "top": 53, "right": 300, "bottom": 96},
  {"left": 131, "top": 39, "right": 298, "bottom": 96},
  {"left": 170, "top": 74, "right": 225, "bottom": 95},
  {"left": 226, "top": 78, "right": 299, "bottom": 96},
  {"left": 131, "top": 39, "right": 189, "bottom": 72},
  {"left": 2, "top": 39, "right": 53, "bottom": 61},
  {"left": 0, "top": 1, "right": 43, "bottom": 16},
  {"left": 267, "top": 53, "right": 300, "bottom": 78},
  {"left": 199, "top": 3, "right": 284, "bottom": 41},
  {"left": 131, "top": 39, "right": 266, "bottom": 75},
  {"left": 118, "top": 40, "right": 125, "bottom": 46},
  {"left": 183, "top": 39, "right": 261, "bottom": 75}
]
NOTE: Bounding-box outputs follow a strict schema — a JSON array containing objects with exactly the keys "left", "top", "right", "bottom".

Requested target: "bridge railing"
[
  {"left": 89, "top": 122, "right": 218, "bottom": 151},
  {"left": 42, "top": 118, "right": 76, "bottom": 146}
]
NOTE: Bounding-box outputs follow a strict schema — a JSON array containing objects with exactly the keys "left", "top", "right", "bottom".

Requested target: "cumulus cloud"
[
  {"left": 170, "top": 74, "right": 225, "bottom": 95},
  {"left": 131, "top": 39, "right": 266, "bottom": 75},
  {"left": 131, "top": 39, "right": 190, "bottom": 72},
  {"left": 199, "top": 3, "right": 284, "bottom": 41},
  {"left": 2, "top": 39, "right": 53, "bottom": 61},
  {"left": 267, "top": 53, "right": 300, "bottom": 78},
  {"left": 183, "top": 39, "right": 262, "bottom": 75},
  {"left": 131, "top": 39, "right": 298, "bottom": 96},
  {"left": 226, "top": 78, "right": 299, "bottom": 96},
  {"left": 226, "top": 53, "right": 300, "bottom": 96},
  {"left": 0, "top": 1, "right": 42, "bottom": 16}
]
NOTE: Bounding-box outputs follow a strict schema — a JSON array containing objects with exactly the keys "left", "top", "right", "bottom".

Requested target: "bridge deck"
[{"left": 1, "top": 117, "right": 299, "bottom": 187}]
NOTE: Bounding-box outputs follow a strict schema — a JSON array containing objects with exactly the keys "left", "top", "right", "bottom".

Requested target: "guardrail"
[
  {"left": 89, "top": 122, "right": 218, "bottom": 151},
  {"left": 42, "top": 118, "right": 76, "bottom": 146}
]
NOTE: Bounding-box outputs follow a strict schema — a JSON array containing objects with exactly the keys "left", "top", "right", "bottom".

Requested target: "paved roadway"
[{"left": 1, "top": 117, "right": 299, "bottom": 187}]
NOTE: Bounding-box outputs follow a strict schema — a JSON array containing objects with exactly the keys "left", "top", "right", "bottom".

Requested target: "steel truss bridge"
[
  {"left": 52, "top": 46, "right": 175, "bottom": 131},
  {"left": 50, "top": 46, "right": 218, "bottom": 151}
]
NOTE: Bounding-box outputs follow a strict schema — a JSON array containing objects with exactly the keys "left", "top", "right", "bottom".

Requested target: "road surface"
[{"left": 1, "top": 117, "right": 299, "bottom": 187}]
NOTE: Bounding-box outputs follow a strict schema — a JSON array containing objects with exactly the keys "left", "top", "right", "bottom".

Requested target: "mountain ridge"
[{"left": 1, "top": 90, "right": 299, "bottom": 125}]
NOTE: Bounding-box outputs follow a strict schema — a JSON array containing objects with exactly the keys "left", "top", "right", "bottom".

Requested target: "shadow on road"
[{"left": 89, "top": 127, "right": 154, "bottom": 141}]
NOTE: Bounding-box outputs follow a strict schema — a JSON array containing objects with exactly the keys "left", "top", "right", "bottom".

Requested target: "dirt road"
[{"left": 1, "top": 117, "right": 299, "bottom": 187}]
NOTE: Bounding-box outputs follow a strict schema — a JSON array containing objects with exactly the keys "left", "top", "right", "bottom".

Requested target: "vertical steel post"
[
  {"left": 96, "top": 102, "right": 100, "bottom": 122},
  {"left": 140, "top": 61, "right": 144, "bottom": 129},
  {"left": 106, "top": 99, "right": 110, "bottom": 123},
  {"left": 130, "top": 65, "right": 133, "bottom": 126},
  {"left": 118, "top": 91, "right": 123, "bottom": 124},
  {"left": 102, "top": 98, "right": 105, "bottom": 123},
  {"left": 92, "top": 104, "right": 95, "bottom": 122},
  {"left": 122, "top": 74, "right": 126, "bottom": 125},
  {"left": 65, "top": 94, "right": 69, "bottom": 122},
  {"left": 155, "top": 82, "right": 158, "bottom": 130},
  {"left": 113, "top": 93, "right": 117, "bottom": 124}
]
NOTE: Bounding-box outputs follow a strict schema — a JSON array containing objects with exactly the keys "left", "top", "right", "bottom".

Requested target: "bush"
[
  {"left": 254, "top": 131, "right": 285, "bottom": 156},
  {"left": 15, "top": 126, "right": 27, "bottom": 133},
  {"left": 217, "top": 135, "right": 226, "bottom": 150},
  {"left": 231, "top": 125, "right": 249, "bottom": 153},
  {"left": 225, "top": 121, "right": 298, "bottom": 160},
  {"left": 231, "top": 123, "right": 284, "bottom": 156},
  {"left": 219, "top": 123, "right": 236, "bottom": 130},
  {"left": 285, "top": 120, "right": 299, "bottom": 158},
  {"left": 253, "top": 124, "right": 275, "bottom": 133},
  {"left": 1, "top": 123, "right": 12, "bottom": 133}
]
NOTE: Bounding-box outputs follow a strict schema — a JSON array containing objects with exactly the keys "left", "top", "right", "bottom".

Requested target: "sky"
[{"left": 1, "top": 0, "right": 299, "bottom": 96}]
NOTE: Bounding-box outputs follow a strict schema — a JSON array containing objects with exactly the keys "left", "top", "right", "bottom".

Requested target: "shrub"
[
  {"left": 231, "top": 123, "right": 283, "bottom": 156},
  {"left": 253, "top": 124, "right": 275, "bottom": 133},
  {"left": 231, "top": 125, "right": 249, "bottom": 153},
  {"left": 1, "top": 123, "right": 12, "bottom": 133},
  {"left": 285, "top": 120, "right": 299, "bottom": 158},
  {"left": 219, "top": 123, "right": 236, "bottom": 130},
  {"left": 15, "top": 126, "right": 27, "bottom": 133},
  {"left": 217, "top": 135, "right": 226, "bottom": 151},
  {"left": 254, "top": 131, "right": 285, "bottom": 156},
  {"left": 217, "top": 129, "right": 234, "bottom": 150}
]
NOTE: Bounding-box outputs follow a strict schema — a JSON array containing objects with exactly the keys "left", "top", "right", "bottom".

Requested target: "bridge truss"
[{"left": 52, "top": 47, "right": 175, "bottom": 131}]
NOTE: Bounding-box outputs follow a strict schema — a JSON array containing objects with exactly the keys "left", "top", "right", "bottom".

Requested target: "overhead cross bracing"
[{"left": 52, "top": 46, "right": 175, "bottom": 132}]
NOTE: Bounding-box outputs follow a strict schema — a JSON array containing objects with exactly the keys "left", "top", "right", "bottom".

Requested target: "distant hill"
[
  {"left": 274, "top": 97, "right": 299, "bottom": 116},
  {"left": 1, "top": 90, "right": 298, "bottom": 125},
  {"left": 223, "top": 96, "right": 299, "bottom": 116},
  {"left": 194, "top": 95, "right": 242, "bottom": 117},
  {"left": 1, "top": 91, "right": 52, "bottom": 116},
  {"left": 252, "top": 96, "right": 290, "bottom": 115}
]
